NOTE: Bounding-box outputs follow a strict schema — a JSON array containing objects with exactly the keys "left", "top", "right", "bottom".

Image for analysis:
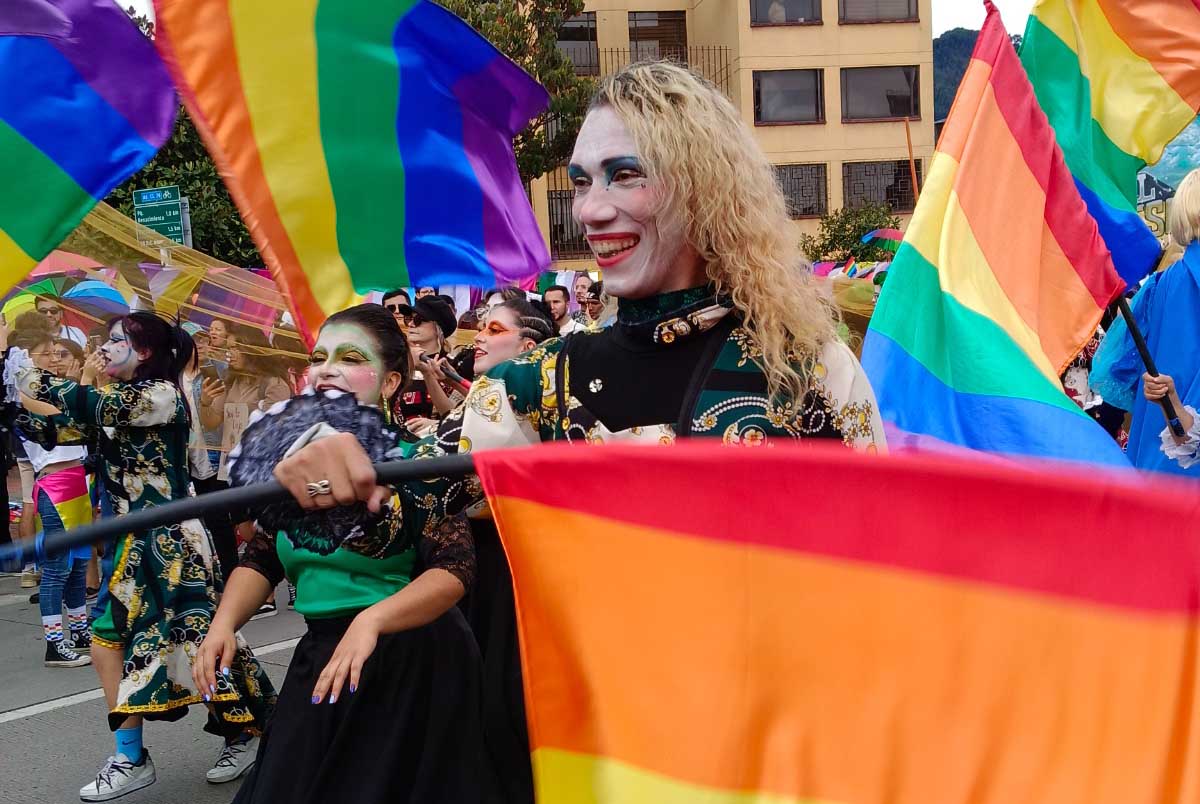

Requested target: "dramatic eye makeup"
[
  {"left": 568, "top": 156, "right": 647, "bottom": 195},
  {"left": 309, "top": 346, "right": 371, "bottom": 365}
]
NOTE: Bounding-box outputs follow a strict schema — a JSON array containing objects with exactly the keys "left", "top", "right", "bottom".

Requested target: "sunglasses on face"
[
  {"left": 39, "top": 308, "right": 62, "bottom": 316},
  {"left": 385, "top": 303, "right": 405, "bottom": 313}
]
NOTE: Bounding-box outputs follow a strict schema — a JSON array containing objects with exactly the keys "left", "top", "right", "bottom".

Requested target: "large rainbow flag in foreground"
[
  {"left": 861, "top": 2, "right": 1127, "bottom": 467},
  {"left": 0, "top": 0, "right": 176, "bottom": 296},
  {"left": 153, "top": 0, "right": 551, "bottom": 344},
  {"left": 478, "top": 442, "right": 1200, "bottom": 803},
  {"left": 1022, "top": 0, "right": 1200, "bottom": 285}
]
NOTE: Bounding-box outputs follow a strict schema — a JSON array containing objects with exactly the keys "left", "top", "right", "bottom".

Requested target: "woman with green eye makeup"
[{"left": 195, "top": 304, "right": 489, "bottom": 804}]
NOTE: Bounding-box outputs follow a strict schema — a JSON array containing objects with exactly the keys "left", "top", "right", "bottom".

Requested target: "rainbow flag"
[
  {"left": 861, "top": 2, "right": 1128, "bottom": 467},
  {"left": 0, "top": 0, "right": 176, "bottom": 296},
  {"left": 153, "top": 0, "right": 551, "bottom": 344},
  {"left": 478, "top": 442, "right": 1200, "bottom": 804},
  {"left": 1021, "top": 0, "right": 1200, "bottom": 285}
]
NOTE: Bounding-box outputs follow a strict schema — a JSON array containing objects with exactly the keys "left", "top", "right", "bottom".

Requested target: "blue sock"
[{"left": 115, "top": 725, "right": 143, "bottom": 762}]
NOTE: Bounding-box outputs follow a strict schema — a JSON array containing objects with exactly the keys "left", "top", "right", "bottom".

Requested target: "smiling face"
[
  {"left": 569, "top": 107, "right": 705, "bottom": 299},
  {"left": 573, "top": 274, "right": 593, "bottom": 303},
  {"left": 36, "top": 299, "right": 63, "bottom": 329},
  {"left": 100, "top": 321, "right": 145, "bottom": 380},
  {"left": 473, "top": 307, "right": 535, "bottom": 375},
  {"left": 307, "top": 322, "right": 402, "bottom": 406}
]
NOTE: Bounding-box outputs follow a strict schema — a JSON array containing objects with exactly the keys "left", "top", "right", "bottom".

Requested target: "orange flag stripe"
[{"left": 493, "top": 495, "right": 1200, "bottom": 803}]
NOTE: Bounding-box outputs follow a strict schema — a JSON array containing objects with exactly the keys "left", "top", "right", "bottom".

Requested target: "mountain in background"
[{"left": 933, "top": 27, "right": 977, "bottom": 121}]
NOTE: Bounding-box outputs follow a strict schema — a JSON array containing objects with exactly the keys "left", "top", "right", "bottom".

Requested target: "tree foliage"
[
  {"left": 436, "top": 0, "right": 593, "bottom": 183},
  {"left": 799, "top": 205, "right": 902, "bottom": 263}
]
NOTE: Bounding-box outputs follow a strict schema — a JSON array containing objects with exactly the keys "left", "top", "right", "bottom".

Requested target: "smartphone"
[{"left": 200, "top": 365, "right": 221, "bottom": 383}]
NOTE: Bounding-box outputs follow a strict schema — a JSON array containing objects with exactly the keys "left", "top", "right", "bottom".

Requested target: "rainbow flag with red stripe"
[
  {"left": 861, "top": 2, "right": 1127, "bottom": 466},
  {"left": 1022, "top": 0, "right": 1200, "bottom": 284},
  {"left": 477, "top": 442, "right": 1200, "bottom": 803},
  {"left": 152, "top": 0, "right": 550, "bottom": 344}
]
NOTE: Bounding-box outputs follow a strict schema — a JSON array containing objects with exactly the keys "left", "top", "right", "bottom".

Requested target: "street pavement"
[{"left": 0, "top": 574, "right": 305, "bottom": 804}]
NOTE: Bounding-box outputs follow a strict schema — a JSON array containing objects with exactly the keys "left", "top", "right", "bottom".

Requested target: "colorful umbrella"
[
  {"left": 62, "top": 280, "right": 131, "bottom": 328},
  {"left": 30, "top": 250, "right": 104, "bottom": 278},
  {"left": 861, "top": 228, "right": 905, "bottom": 254},
  {"left": 1, "top": 277, "right": 71, "bottom": 323}
]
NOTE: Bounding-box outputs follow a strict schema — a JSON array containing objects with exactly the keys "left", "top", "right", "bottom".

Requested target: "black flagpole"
[
  {"left": 0, "top": 453, "right": 476, "bottom": 569},
  {"left": 1113, "top": 295, "right": 1186, "bottom": 438}
]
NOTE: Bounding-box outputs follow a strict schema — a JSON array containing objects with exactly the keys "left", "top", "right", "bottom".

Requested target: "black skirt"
[
  {"left": 460, "top": 520, "right": 534, "bottom": 804},
  {"left": 234, "top": 608, "right": 495, "bottom": 804}
]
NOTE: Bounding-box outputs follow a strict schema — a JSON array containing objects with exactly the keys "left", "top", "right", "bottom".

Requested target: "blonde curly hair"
[{"left": 590, "top": 61, "right": 838, "bottom": 399}]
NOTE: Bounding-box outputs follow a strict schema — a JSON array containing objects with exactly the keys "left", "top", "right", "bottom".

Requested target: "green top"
[{"left": 277, "top": 529, "right": 416, "bottom": 619}]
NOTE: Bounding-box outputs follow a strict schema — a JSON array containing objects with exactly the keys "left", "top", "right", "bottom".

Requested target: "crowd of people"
[{"left": 0, "top": 59, "right": 1196, "bottom": 804}]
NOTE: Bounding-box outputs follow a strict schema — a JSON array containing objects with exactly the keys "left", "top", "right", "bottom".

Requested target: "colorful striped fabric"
[
  {"left": 477, "top": 442, "right": 1200, "bottom": 804},
  {"left": 861, "top": 2, "right": 1128, "bottom": 467},
  {"left": 153, "top": 0, "right": 551, "bottom": 344},
  {"left": 1021, "top": 0, "right": 1200, "bottom": 285},
  {"left": 0, "top": 0, "right": 176, "bottom": 297}
]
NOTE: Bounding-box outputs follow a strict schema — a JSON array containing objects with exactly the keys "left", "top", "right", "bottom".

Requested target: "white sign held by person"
[{"left": 217, "top": 402, "right": 251, "bottom": 482}]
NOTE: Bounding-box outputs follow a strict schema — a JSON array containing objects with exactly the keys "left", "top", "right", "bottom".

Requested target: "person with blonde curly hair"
[{"left": 265, "top": 60, "right": 885, "bottom": 803}]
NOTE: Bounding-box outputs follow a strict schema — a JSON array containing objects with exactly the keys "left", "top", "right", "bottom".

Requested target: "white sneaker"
[
  {"left": 205, "top": 735, "right": 259, "bottom": 784},
  {"left": 79, "top": 751, "right": 156, "bottom": 801}
]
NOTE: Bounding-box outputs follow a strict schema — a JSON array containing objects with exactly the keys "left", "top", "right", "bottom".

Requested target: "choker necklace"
[{"left": 615, "top": 287, "right": 733, "bottom": 345}]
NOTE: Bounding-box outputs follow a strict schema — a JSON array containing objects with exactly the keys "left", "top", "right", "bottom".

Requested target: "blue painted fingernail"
[
  {"left": 311, "top": 695, "right": 321, "bottom": 704},
  {"left": 209, "top": 684, "right": 215, "bottom": 693},
  {"left": 221, "top": 667, "right": 230, "bottom": 676},
  {"left": 349, "top": 684, "right": 356, "bottom": 694},
  {"left": 203, "top": 694, "right": 210, "bottom": 702},
  {"left": 328, "top": 694, "right": 337, "bottom": 704}
]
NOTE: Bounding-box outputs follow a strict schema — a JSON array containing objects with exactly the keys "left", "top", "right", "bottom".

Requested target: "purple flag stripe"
[
  {"left": 454, "top": 61, "right": 552, "bottom": 280},
  {"left": 42, "top": 0, "right": 176, "bottom": 147},
  {"left": 0, "top": 0, "right": 72, "bottom": 37}
]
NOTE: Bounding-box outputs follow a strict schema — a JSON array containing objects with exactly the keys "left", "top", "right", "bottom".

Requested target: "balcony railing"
[{"left": 598, "top": 46, "right": 732, "bottom": 96}]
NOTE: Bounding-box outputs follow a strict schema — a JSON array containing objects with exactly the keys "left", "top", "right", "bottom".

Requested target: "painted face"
[
  {"left": 208, "top": 320, "right": 228, "bottom": 348},
  {"left": 544, "top": 290, "right": 570, "bottom": 323},
  {"left": 100, "top": 321, "right": 144, "bottom": 380},
  {"left": 573, "top": 274, "right": 593, "bottom": 303},
  {"left": 473, "top": 307, "right": 535, "bottom": 375},
  {"left": 28, "top": 339, "right": 56, "bottom": 372},
  {"left": 569, "top": 107, "right": 705, "bottom": 299},
  {"left": 308, "top": 322, "right": 401, "bottom": 406},
  {"left": 406, "top": 319, "right": 441, "bottom": 357}
]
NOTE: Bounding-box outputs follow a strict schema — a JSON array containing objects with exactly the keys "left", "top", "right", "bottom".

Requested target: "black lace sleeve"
[
  {"left": 417, "top": 513, "right": 475, "bottom": 592},
  {"left": 239, "top": 527, "right": 285, "bottom": 588}
]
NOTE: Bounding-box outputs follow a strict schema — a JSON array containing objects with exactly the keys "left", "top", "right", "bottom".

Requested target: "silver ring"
[{"left": 305, "top": 479, "right": 333, "bottom": 498}]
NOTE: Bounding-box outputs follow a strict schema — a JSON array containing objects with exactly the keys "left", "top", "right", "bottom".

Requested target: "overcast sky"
[{"left": 934, "top": 0, "right": 1036, "bottom": 35}]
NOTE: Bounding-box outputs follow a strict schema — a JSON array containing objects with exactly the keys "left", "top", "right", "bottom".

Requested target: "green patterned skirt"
[{"left": 93, "top": 517, "right": 276, "bottom": 734}]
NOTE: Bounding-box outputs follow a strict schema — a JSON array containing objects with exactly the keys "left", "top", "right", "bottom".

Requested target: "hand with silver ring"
[
  {"left": 306, "top": 479, "right": 333, "bottom": 498},
  {"left": 274, "top": 432, "right": 391, "bottom": 512}
]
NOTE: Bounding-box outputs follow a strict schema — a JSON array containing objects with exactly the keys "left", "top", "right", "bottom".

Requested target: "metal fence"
[{"left": 598, "top": 46, "right": 732, "bottom": 96}]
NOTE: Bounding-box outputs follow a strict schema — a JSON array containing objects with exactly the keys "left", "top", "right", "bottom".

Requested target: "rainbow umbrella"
[
  {"left": 30, "top": 250, "right": 104, "bottom": 278},
  {"left": 861, "top": 228, "right": 904, "bottom": 254},
  {"left": 62, "top": 280, "right": 130, "bottom": 328},
  {"left": 1, "top": 277, "right": 73, "bottom": 323}
]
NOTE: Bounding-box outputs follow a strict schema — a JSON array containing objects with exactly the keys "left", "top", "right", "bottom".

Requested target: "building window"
[
  {"left": 776, "top": 164, "right": 828, "bottom": 218},
  {"left": 750, "top": 0, "right": 821, "bottom": 25},
  {"left": 839, "top": 0, "right": 918, "bottom": 23},
  {"left": 557, "top": 13, "right": 599, "bottom": 76},
  {"left": 842, "top": 159, "right": 922, "bottom": 212},
  {"left": 841, "top": 66, "right": 919, "bottom": 121},
  {"left": 547, "top": 190, "right": 589, "bottom": 260},
  {"left": 628, "top": 11, "right": 688, "bottom": 63},
  {"left": 754, "top": 70, "right": 824, "bottom": 124}
]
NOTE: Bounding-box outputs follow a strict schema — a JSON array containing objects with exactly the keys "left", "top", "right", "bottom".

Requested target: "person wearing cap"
[{"left": 393, "top": 297, "right": 462, "bottom": 428}]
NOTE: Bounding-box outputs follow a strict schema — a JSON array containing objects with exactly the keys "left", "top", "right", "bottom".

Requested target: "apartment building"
[{"left": 530, "top": 0, "right": 935, "bottom": 271}]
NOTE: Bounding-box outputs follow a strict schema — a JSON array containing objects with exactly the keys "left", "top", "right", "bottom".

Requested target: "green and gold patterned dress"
[
  {"left": 21, "top": 371, "right": 275, "bottom": 734},
  {"left": 399, "top": 285, "right": 885, "bottom": 534}
]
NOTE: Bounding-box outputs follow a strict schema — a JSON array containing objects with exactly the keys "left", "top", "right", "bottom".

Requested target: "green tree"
[
  {"left": 106, "top": 11, "right": 260, "bottom": 265},
  {"left": 799, "top": 205, "right": 902, "bottom": 263},
  {"left": 436, "top": 0, "right": 593, "bottom": 183}
]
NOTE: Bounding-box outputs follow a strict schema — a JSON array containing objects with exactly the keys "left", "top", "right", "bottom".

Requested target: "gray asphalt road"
[{"left": 0, "top": 574, "right": 305, "bottom": 804}]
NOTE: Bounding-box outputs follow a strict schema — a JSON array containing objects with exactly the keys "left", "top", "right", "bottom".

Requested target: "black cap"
[{"left": 397, "top": 297, "right": 456, "bottom": 338}]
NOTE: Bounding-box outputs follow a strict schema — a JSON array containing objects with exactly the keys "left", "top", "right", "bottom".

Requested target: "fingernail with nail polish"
[
  {"left": 222, "top": 667, "right": 230, "bottom": 676},
  {"left": 203, "top": 694, "right": 210, "bottom": 702},
  {"left": 311, "top": 695, "right": 321, "bottom": 704},
  {"left": 329, "top": 695, "right": 337, "bottom": 704},
  {"left": 349, "top": 684, "right": 356, "bottom": 694},
  {"left": 209, "top": 684, "right": 215, "bottom": 693}
]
